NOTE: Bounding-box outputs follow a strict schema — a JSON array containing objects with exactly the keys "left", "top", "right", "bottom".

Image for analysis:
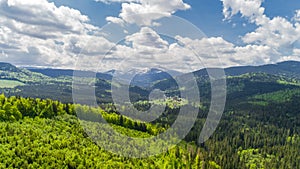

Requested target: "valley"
[{"left": 0, "top": 61, "right": 299, "bottom": 168}]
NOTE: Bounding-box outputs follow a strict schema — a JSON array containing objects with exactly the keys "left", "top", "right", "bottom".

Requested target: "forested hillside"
[
  {"left": 0, "top": 94, "right": 210, "bottom": 168},
  {"left": 0, "top": 92, "right": 299, "bottom": 168},
  {"left": 0, "top": 62, "right": 299, "bottom": 168}
]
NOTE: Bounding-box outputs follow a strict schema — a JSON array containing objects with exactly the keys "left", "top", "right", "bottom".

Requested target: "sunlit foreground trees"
[
  {"left": 0, "top": 93, "right": 299, "bottom": 168},
  {"left": 0, "top": 94, "right": 207, "bottom": 168}
]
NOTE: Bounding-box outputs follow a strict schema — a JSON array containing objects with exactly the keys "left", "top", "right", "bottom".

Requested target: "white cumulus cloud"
[
  {"left": 293, "top": 10, "right": 300, "bottom": 22},
  {"left": 103, "top": 0, "right": 190, "bottom": 26},
  {"left": 221, "top": 0, "right": 300, "bottom": 63},
  {"left": 1, "top": 0, "right": 299, "bottom": 71},
  {"left": 95, "top": 0, "right": 139, "bottom": 4},
  {"left": 0, "top": 0, "right": 114, "bottom": 68},
  {"left": 221, "top": 0, "right": 268, "bottom": 25}
]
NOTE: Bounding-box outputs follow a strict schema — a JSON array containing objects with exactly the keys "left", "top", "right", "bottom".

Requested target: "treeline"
[{"left": 0, "top": 94, "right": 74, "bottom": 121}]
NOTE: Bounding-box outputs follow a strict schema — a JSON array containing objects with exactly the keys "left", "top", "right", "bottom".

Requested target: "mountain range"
[
  {"left": 27, "top": 60, "right": 300, "bottom": 87},
  {"left": 1, "top": 61, "right": 300, "bottom": 105}
]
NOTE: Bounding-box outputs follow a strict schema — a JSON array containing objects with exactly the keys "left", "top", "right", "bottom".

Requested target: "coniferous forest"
[{"left": 0, "top": 62, "right": 300, "bottom": 168}]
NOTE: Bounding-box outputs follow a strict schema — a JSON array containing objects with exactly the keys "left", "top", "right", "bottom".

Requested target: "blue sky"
[
  {"left": 0, "top": 0, "right": 300, "bottom": 71},
  {"left": 49, "top": 0, "right": 300, "bottom": 43},
  {"left": 48, "top": 0, "right": 253, "bottom": 43}
]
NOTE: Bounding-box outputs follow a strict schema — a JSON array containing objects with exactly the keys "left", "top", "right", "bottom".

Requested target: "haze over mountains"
[
  {"left": 0, "top": 60, "right": 300, "bottom": 105},
  {"left": 26, "top": 60, "right": 300, "bottom": 87},
  {"left": 1, "top": 61, "right": 300, "bottom": 90}
]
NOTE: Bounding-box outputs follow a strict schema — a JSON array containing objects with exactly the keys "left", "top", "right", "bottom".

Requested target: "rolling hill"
[
  {"left": 3, "top": 61, "right": 300, "bottom": 104},
  {"left": 0, "top": 61, "right": 299, "bottom": 168},
  {"left": 0, "top": 62, "right": 50, "bottom": 84}
]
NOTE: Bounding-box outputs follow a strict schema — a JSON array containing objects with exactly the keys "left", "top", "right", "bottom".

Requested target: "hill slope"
[
  {"left": 0, "top": 62, "right": 299, "bottom": 168},
  {"left": 0, "top": 62, "right": 51, "bottom": 84}
]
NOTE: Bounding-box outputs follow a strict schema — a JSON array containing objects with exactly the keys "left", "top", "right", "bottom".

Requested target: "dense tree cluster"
[
  {"left": 0, "top": 72, "right": 300, "bottom": 168},
  {"left": 186, "top": 88, "right": 300, "bottom": 168},
  {"left": 0, "top": 115, "right": 209, "bottom": 168},
  {"left": 0, "top": 94, "right": 219, "bottom": 168}
]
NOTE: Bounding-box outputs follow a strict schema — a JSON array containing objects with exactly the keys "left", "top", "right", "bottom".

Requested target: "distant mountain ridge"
[
  {"left": 29, "top": 67, "right": 181, "bottom": 88},
  {"left": 0, "top": 62, "right": 21, "bottom": 72},
  {"left": 0, "top": 62, "right": 50, "bottom": 83},
  {"left": 28, "top": 68, "right": 113, "bottom": 81},
  {"left": 3, "top": 60, "right": 300, "bottom": 89},
  {"left": 2, "top": 61, "right": 300, "bottom": 105},
  {"left": 225, "top": 61, "right": 300, "bottom": 78},
  {"left": 27, "top": 61, "right": 300, "bottom": 81},
  {"left": 130, "top": 68, "right": 181, "bottom": 88}
]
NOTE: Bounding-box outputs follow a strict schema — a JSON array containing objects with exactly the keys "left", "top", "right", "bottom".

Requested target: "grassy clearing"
[{"left": 0, "top": 79, "right": 24, "bottom": 88}]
